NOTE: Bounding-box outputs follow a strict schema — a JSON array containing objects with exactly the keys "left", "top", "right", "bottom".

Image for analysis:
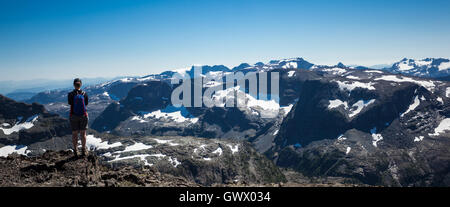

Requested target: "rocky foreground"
[
  {"left": 0, "top": 150, "right": 363, "bottom": 187},
  {"left": 0, "top": 150, "right": 201, "bottom": 187}
]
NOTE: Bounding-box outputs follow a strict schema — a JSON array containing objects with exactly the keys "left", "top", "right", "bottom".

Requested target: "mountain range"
[
  {"left": 1, "top": 57, "right": 449, "bottom": 186},
  {"left": 1, "top": 77, "right": 129, "bottom": 101},
  {"left": 383, "top": 58, "right": 450, "bottom": 78}
]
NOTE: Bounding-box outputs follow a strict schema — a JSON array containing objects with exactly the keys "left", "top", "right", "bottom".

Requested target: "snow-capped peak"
[
  {"left": 231, "top": 57, "right": 315, "bottom": 72},
  {"left": 385, "top": 58, "right": 450, "bottom": 78}
]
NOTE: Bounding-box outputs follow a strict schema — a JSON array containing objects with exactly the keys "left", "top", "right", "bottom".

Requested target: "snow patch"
[
  {"left": 370, "top": 127, "right": 383, "bottom": 147},
  {"left": 400, "top": 96, "right": 420, "bottom": 117},
  {"left": 287, "top": 71, "right": 296, "bottom": 77},
  {"left": 108, "top": 154, "right": 154, "bottom": 166},
  {"left": 137, "top": 76, "right": 155, "bottom": 81},
  {"left": 349, "top": 100, "right": 376, "bottom": 118},
  {"left": 121, "top": 142, "right": 153, "bottom": 152},
  {"left": 364, "top": 70, "right": 383, "bottom": 74},
  {"left": 149, "top": 153, "right": 167, "bottom": 158},
  {"left": 334, "top": 81, "right": 376, "bottom": 92},
  {"left": 0, "top": 145, "right": 30, "bottom": 157},
  {"left": 328, "top": 99, "right": 375, "bottom": 117},
  {"left": 131, "top": 116, "right": 148, "bottom": 123},
  {"left": 346, "top": 75, "right": 361, "bottom": 80},
  {"left": 210, "top": 86, "right": 289, "bottom": 118},
  {"left": 153, "top": 138, "right": 179, "bottom": 146},
  {"left": 414, "top": 136, "right": 424, "bottom": 142},
  {"left": 142, "top": 106, "right": 198, "bottom": 124},
  {"left": 212, "top": 147, "right": 223, "bottom": 156},
  {"left": 337, "top": 134, "right": 347, "bottom": 141},
  {"left": 273, "top": 130, "right": 279, "bottom": 136},
  {"left": 107, "top": 152, "right": 181, "bottom": 167},
  {"left": 322, "top": 68, "right": 347, "bottom": 75},
  {"left": 85, "top": 135, "right": 122, "bottom": 150},
  {"left": 172, "top": 67, "right": 190, "bottom": 73},
  {"left": 282, "top": 62, "right": 298, "bottom": 69},
  {"left": 345, "top": 147, "right": 351, "bottom": 155},
  {"left": 245, "top": 95, "right": 280, "bottom": 112},
  {"left": 374, "top": 75, "right": 436, "bottom": 91},
  {"left": 328, "top": 99, "right": 348, "bottom": 110},
  {"left": 415, "top": 59, "right": 432, "bottom": 67},
  {"left": 227, "top": 144, "right": 239, "bottom": 154},
  {"left": 144, "top": 110, "right": 198, "bottom": 124},
  {"left": 193, "top": 144, "right": 206, "bottom": 154},
  {"left": 438, "top": 62, "right": 450, "bottom": 71},
  {"left": 398, "top": 61, "right": 414, "bottom": 71},
  {"left": 429, "top": 118, "right": 450, "bottom": 136},
  {"left": 0, "top": 115, "right": 39, "bottom": 135},
  {"left": 168, "top": 157, "right": 181, "bottom": 167},
  {"left": 120, "top": 78, "right": 134, "bottom": 83},
  {"left": 280, "top": 104, "right": 294, "bottom": 116}
]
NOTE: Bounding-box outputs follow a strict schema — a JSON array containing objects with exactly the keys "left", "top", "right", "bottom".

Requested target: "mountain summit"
[{"left": 383, "top": 58, "right": 450, "bottom": 78}]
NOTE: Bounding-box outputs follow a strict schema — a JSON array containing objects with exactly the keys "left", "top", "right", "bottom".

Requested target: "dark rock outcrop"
[
  {"left": 0, "top": 151, "right": 200, "bottom": 187},
  {"left": 269, "top": 73, "right": 450, "bottom": 186},
  {"left": 0, "top": 95, "right": 71, "bottom": 148}
]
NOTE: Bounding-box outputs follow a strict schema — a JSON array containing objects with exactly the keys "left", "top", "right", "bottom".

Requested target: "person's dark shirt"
[{"left": 68, "top": 89, "right": 88, "bottom": 116}]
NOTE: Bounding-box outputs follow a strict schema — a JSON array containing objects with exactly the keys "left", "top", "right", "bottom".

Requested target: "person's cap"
[{"left": 73, "top": 78, "right": 82, "bottom": 84}]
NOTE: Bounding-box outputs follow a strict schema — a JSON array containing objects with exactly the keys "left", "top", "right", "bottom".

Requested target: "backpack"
[{"left": 73, "top": 91, "right": 86, "bottom": 116}]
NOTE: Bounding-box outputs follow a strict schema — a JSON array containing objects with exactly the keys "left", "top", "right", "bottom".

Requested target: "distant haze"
[{"left": 0, "top": 77, "right": 124, "bottom": 95}]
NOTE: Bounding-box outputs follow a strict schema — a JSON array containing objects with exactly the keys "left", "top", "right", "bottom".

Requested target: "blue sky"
[{"left": 1, "top": 0, "right": 449, "bottom": 81}]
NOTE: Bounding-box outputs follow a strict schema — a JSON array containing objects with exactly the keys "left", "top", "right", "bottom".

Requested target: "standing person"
[{"left": 68, "top": 78, "right": 89, "bottom": 157}]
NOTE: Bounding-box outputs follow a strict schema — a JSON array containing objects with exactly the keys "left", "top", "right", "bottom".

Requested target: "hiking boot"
[
  {"left": 73, "top": 150, "right": 79, "bottom": 158},
  {"left": 81, "top": 148, "right": 89, "bottom": 157}
]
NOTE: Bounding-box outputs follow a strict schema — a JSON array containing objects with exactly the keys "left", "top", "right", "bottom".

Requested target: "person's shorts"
[{"left": 70, "top": 115, "right": 88, "bottom": 131}]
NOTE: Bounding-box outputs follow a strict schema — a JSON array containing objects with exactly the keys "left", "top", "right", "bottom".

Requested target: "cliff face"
[
  {"left": 0, "top": 95, "right": 72, "bottom": 153},
  {"left": 269, "top": 72, "right": 450, "bottom": 187}
]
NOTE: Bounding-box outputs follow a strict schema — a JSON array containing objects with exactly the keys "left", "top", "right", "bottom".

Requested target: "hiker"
[{"left": 68, "top": 78, "right": 89, "bottom": 157}]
